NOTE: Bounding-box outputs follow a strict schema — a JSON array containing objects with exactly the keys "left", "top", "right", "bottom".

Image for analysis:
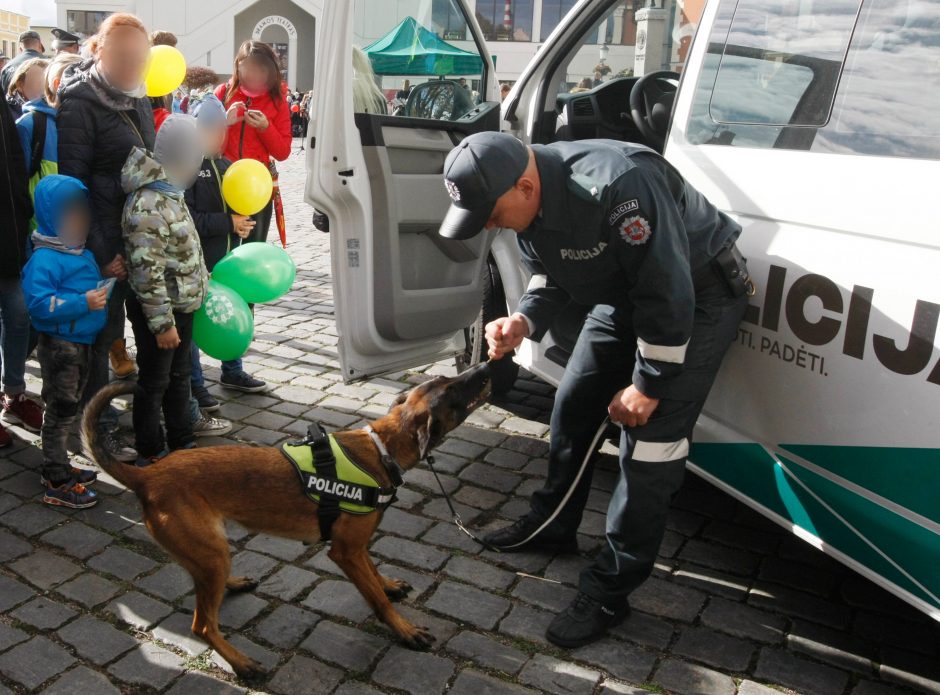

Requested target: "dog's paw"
[
  {"left": 234, "top": 658, "right": 267, "bottom": 682},
  {"left": 401, "top": 625, "right": 436, "bottom": 650},
  {"left": 226, "top": 576, "right": 259, "bottom": 593},
  {"left": 384, "top": 579, "right": 413, "bottom": 602}
]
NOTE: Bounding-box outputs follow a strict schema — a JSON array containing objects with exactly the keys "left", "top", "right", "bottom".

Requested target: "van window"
[{"left": 688, "top": 0, "right": 940, "bottom": 160}]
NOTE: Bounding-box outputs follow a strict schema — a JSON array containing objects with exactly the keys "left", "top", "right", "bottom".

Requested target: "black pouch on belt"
[{"left": 712, "top": 243, "right": 752, "bottom": 298}]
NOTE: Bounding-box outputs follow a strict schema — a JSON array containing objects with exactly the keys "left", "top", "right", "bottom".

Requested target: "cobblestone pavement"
[{"left": 1, "top": 141, "right": 938, "bottom": 695}]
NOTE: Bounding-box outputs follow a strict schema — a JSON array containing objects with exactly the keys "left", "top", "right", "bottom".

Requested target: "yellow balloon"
[
  {"left": 145, "top": 45, "right": 186, "bottom": 97},
  {"left": 222, "top": 159, "right": 273, "bottom": 216}
]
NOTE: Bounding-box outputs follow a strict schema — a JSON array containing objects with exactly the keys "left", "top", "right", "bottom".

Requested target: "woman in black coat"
[{"left": 56, "top": 13, "right": 153, "bottom": 451}]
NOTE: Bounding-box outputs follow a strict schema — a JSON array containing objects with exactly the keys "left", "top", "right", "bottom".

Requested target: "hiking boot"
[
  {"left": 43, "top": 480, "right": 99, "bottom": 509},
  {"left": 193, "top": 414, "right": 232, "bottom": 438},
  {"left": 0, "top": 423, "right": 11, "bottom": 448},
  {"left": 192, "top": 384, "right": 220, "bottom": 412},
  {"left": 220, "top": 370, "right": 267, "bottom": 393},
  {"left": 102, "top": 429, "right": 138, "bottom": 463},
  {"left": 41, "top": 466, "right": 97, "bottom": 487},
  {"left": 1, "top": 393, "right": 44, "bottom": 432},
  {"left": 109, "top": 338, "right": 137, "bottom": 379},
  {"left": 546, "top": 592, "right": 630, "bottom": 649},
  {"left": 482, "top": 514, "right": 578, "bottom": 554}
]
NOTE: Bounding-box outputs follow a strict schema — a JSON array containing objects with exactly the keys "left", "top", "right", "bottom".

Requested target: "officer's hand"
[
  {"left": 485, "top": 314, "right": 530, "bottom": 360},
  {"left": 608, "top": 385, "right": 660, "bottom": 428}
]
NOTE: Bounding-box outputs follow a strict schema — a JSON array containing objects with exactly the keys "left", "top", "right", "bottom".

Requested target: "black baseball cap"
[{"left": 439, "top": 132, "right": 529, "bottom": 240}]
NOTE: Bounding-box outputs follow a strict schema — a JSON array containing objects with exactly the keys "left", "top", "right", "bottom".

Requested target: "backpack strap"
[{"left": 29, "top": 111, "right": 47, "bottom": 179}]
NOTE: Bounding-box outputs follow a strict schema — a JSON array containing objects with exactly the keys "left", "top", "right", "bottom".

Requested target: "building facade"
[
  {"left": 53, "top": 0, "right": 688, "bottom": 90},
  {"left": 0, "top": 10, "right": 29, "bottom": 59}
]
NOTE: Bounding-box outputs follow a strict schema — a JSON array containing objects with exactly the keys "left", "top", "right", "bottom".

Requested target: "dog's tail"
[{"left": 81, "top": 381, "right": 144, "bottom": 493}]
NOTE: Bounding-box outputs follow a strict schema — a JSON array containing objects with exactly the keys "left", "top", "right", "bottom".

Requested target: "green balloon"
[
  {"left": 211, "top": 242, "right": 296, "bottom": 304},
  {"left": 193, "top": 281, "right": 254, "bottom": 361}
]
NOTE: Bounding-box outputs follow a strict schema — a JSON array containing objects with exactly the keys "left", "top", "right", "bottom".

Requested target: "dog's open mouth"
[{"left": 465, "top": 378, "right": 492, "bottom": 413}]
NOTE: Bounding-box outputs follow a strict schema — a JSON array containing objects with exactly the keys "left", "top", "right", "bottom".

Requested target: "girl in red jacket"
[{"left": 215, "top": 40, "right": 291, "bottom": 244}]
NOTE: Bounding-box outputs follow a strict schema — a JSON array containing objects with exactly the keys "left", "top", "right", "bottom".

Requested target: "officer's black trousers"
[{"left": 529, "top": 279, "right": 747, "bottom": 605}]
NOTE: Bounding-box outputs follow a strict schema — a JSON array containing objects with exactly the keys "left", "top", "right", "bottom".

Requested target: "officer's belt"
[{"left": 281, "top": 424, "right": 397, "bottom": 541}]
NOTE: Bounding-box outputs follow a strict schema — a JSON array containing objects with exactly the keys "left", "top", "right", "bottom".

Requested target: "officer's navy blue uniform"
[{"left": 516, "top": 140, "right": 747, "bottom": 604}]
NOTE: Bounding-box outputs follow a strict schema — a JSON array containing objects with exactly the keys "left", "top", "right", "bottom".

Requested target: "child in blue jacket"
[{"left": 21, "top": 175, "right": 108, "bottom": 508}]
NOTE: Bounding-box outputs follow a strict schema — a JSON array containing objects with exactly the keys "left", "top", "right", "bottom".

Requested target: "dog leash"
[{"left": 425, "top": 454, "right": 502, "bottom": 553}]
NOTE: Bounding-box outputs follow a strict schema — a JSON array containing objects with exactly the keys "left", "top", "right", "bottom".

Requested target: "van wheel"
[{"left": 481, "top": 258, "right": 520, "bottom": 397}]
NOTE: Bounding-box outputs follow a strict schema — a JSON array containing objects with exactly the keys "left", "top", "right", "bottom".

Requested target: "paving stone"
[
  {"left": 378, "top": 507, "right": 435, "bottom": 537},
  {"left": 701, "top": 520, "right": 781, "bottom": 554},
  {"left": 598, "top": 679, "right": 650, "bottom": 695},
  {"left": 754, "top": 647, "right": 849, "bottom": 695},
  {"left": 628, "top": 576, "right": 706, "bottom": 623},
  {"left": 851, "top": 610, "right": 938, "bottom": 656},
  {"left": 303, "top": 579, "right": 373, "bottom": 622},
  {"left": 572, "top": 638, "right": 657, "bottom": 683},
  {"left": 210, "top": 634, "right": 280, "bottom": 675},
  {"left": 421, "top": 521, "right": 485, "bottom": 553},
  {"left": 41, "top": 665, "right": 122, "bottom": 695},
  {"left": 787, "top": 619, "right": 875, "bottom": 673},
  {"left": 55, "top": 572, "right": 121, "bottom": 607},
  {"left": 450, "top": 669, "right": 539, "bottom": 695},
  {"left": 672, "top": 625, "right": 754, "bottom": 671},
  {"left": 511, "top": 576, "right": 578, "bottom": 613},
  {"left": 443, "top": 555, "right": 516, "bottom": 591},
  {"left": 153, "top": 612, "right": 208, "bottom": 656},
  {"left": 0, "top": 528, "right": 32, "bottom": 561},
  {"left": 301, "top": 620, "right": 389, "bottom": 671},
  {"left": 519, "top": 653, "right": 601, "bottom": 695},
  {"left": 230, "top": 549, "right": 280, "bottom": 581},
  {"left": 107, "top": 641, "right": 185, "bottom": 689},
  {"left": 700, "top": 597, "right": 786, "bottom": 643},
  {"left": 404, "top": 467, "right": 460, "bottom": 494},
  {"left": 8, "top": 550, "right": 81, "bottom": 589},
  {"left": 426, "top": 581, "right": 511, "bottom": 630},
  {"left": 0, "top": 636, "right": 75, "bottom": 689},
  {"left": 749, "top": 581, "right": 851, "bottom": 629},
  {"left": 450, "top": 425, "right": 507, "bottom": 447},
  {"left": 39, "top": 521, "right": 113, "bottom": 559},
  {"left": 334, "top": 683, "right": 386, "bottom": 695},
  {"left": 243, "top": 410, "right": 295, "bottom": 432},
  {"left": 0, "top": 623, "right": 28, "bottom": 652},
  {"left": 438, "top": 437, "right": 488, "bottom": 460},
  {"left": 879, "top": 647, "right": 940, "bottom": 694},
  {"left": 499, "top": 603, "right": 555, "bottom": 646},
  {"left": 268, "top": 655, "right": 343, "bottom": 695},
  {"left": 304, "top": 407, "right": 359, "bottom": 428},
  {"left": 253, "top": 604, "right": 320, "bottom": 648},
  {"left": 460, "top": 461, "right": 522, "bottom": 492},
  {"left": 428, "top": 452, "right": 473, "bottom": 475},
  {"left": 10, "top": 597, "right": 76, "bottom": 630},
  {"left": 480, "top": 547, "right": 551, "bottom": 574},
  {"left": 57, "top": 615, "right": 139, "bottom": 664},
  {"left": 106, "top": 591, "right": 173, "bottom": 630},
  {"left": 165, "top": 670, "right": 247, "bottom": 695},
  {"left": 453, "top": 485, "right": 506, "bottom": 510},
  {"left": 673, "top": 563, "right": 750, "bottom": 600},
  {"left": 500, "top": 417, "right": 549, "bottom": 437},
  {"left": 757, "top": 555, "right": 837, "bottom": 597},
  {"left": 136, "top": 563, "right": 194, "bottom": 601},
  {"left": 0, "top": 503, "right": 65, "bottom": 536},
  {"left": 851, "top": 680, "right": 918, "bottom": 695},
  {"left": 87, "top": 545, "right": 157, "bottom": 580},
  {"left": 446, "top": 631, "right": 528, "bottom": 675},
  {"left": 609, "top": 610, "right": 676, "bottom": 650},
  {"left": 306, "top": 547, "right": 343, "bottom": 575},
  {"left": 484, "top": 448, "right": 529, "bottom": 470},
  {"left": 245, "top": 532, "right": 308, "bottom": 561},
  {"left": 371, "top": 535, "right": 449, "bottom": 570},
  {"left": 257, "top": 564, "right": 319, "bottom": 601},
  {"left": 653, "top": 658, "right": 736, "bottom": 695},
  {"left": 388, "top": 605, "right": 460, "bottom": 643},
  {"left": 375, "top": 563, "right": 436, "bottom": 599},
  {"left": 543, "top": 554, "right": 590, "bottom": 586},
  {"left": 421, "top": 497, "right": 482, "bottom": 525},
  {"left": 217, "top": 591, "right": 269, "bottom": 629},
  {"left": 372, "top": 646, "right": 456, "bottom": 695}
]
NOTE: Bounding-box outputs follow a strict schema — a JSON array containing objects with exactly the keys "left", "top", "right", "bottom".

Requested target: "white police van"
[{"left": 307, "top": 0, "right": 940, "bottom": 621}]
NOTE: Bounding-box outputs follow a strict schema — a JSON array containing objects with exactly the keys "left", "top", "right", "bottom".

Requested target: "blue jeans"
[
  {"left": 191, "top": 343, "right": 242, "bottom": 387},
  {"left": 0, "top": 278, "right": 30, "bottom": 396}
]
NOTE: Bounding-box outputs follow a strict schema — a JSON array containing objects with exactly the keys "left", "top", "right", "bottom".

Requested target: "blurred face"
[
  {"left": 201, "top": 124, "right": 226, "bottom": 157},
  {"left": 237, "top": 57, "right": 273, "bottom": 94},
  {"left": 58, "top": 202, "right": 91, "bottom": 248},
  {"left": 20, "top": 66, "right": 45, "bottom": 101},
  {"left": 96, "top": 25, "right": 149, "bottom": 92},
  {"left": 165, "top": 157, "right": 203, "bottom": 190}
]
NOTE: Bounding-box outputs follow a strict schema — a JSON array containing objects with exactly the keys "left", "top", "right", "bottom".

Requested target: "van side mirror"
[{"left": 404, "top": 80, "right": 475, "bottom": 121}]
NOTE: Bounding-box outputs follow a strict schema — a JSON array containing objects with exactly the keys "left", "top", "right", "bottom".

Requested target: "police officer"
[
  {"left": 51, "top": 28, "right": 82, "bottom": 55},
  {"left": 439, "top": 132, "right": 750, "bottom": 648},
  {"left": 0, "top": 31, "right": 46, "bottom": 94}
]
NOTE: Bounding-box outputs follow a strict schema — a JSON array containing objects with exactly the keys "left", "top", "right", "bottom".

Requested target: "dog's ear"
[{"left": 415, "top": 410, "right": 433, "bottom": 460}]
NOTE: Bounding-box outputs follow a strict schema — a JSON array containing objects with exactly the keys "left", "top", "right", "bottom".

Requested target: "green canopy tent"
[{"left": 363, "top": 16, "right": 483, "bottom": 76}]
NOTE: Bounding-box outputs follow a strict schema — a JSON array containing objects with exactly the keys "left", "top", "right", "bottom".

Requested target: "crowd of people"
[{"left": 0, "top": 14, "right": 294, "bottom": 509}]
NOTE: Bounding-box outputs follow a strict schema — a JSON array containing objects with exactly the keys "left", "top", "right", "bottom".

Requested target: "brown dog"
[{"left": 81, "top": 363, "right": 492, "bottom": 679}]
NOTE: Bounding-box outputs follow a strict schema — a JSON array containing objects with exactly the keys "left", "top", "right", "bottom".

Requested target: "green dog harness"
[{"left": 282, "top": 423, "right": 397, "bottom": 540}]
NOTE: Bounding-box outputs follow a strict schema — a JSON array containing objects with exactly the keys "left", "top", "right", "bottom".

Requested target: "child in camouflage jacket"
[{"left": 121, "top": 115, "right": 208, "bottom": 465}]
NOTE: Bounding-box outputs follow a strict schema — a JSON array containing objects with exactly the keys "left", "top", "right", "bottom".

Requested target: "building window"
[
  {"left": 432, "top": 0, "right": 469, "bottom": 41},
  {"left": 541, "top": 0, "right": 578, "bottom": 41},
  {"left": 67, "top": 10, "right": 112, "bottom": 37},
  {"left": 476, "top": 0, "right": 535, "bottom": 42}
]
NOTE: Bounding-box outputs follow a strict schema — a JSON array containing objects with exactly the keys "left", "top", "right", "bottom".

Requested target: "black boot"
[
  {"left": 482, "top": 514, "right": 578, "bottom": 554},
  {"left": 546, "top": 591, "right": 630, "bottom": 648}
]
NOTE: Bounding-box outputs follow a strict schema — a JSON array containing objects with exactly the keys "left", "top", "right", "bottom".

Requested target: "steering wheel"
[{"left": 629, "top": 71, "right": 680, "bottom": 151}]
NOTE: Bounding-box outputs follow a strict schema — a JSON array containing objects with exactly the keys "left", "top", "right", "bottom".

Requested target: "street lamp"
[{"left": 599, "top": 43, "right": 610, "bottom": 62}]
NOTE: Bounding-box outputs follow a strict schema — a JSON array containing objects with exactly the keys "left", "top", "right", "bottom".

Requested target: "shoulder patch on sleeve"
[
  {"left": 618, "top": 215, "right": 652, "bottom": 246},
  {"left": 608, "top": 199, "right": 640, "bottom": 225},
  {"left": 568, "top": 174, "right": 605, "bottom": 202}
]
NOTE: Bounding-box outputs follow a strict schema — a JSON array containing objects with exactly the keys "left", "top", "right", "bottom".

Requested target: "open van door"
[{"left": 306, "top": 0, "right": 500, "bottom": 382}]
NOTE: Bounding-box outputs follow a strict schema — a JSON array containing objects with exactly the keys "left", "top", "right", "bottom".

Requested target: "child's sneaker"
[
  {"left": 41, "top": 466, "right": 98, "bottom": 488},
  {"left": 192, "top": 384, "right": 220, "bottom": 412},
  {"left": 220, "top": 371, "right": 267, "bottom": 393},
  {"left": 1, "top": 393, "right": 43, "bottom": 432},
  {"left": 193, "top": 414, "right": 232, "bottom": 437},
  {"left": 43, "top": 480, "right": 98, "bottom": 509}
]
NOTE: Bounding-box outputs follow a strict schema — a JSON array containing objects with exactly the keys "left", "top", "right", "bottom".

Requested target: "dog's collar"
[{"left": 363, "top": 426, "right": 404, "bottom": 488}]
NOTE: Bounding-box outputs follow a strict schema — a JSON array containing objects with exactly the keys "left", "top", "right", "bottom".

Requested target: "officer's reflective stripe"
[
  {"left": 637, "top": 338, "right": 689, "bottom": 364},
  {"left": 526, "top": 274, "right": 548, "bottom": 291},
  {"left": 632, "top": 438, "right": 689, "bottom": 462}
]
